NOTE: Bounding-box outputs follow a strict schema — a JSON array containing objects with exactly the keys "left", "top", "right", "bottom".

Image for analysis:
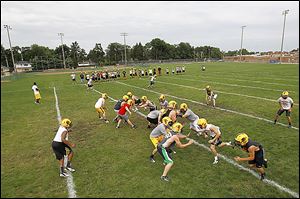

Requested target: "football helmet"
[
  {"left": 61, "top": 118, "right": 72, "bottom": 128},
  {"left": 235, "top": 133, "right": 249, "bottom": 146}
]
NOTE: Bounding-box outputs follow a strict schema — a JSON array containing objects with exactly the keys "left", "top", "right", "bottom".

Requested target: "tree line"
[{"left": 1, "top": 38, "right": 256, "bottom": 71}]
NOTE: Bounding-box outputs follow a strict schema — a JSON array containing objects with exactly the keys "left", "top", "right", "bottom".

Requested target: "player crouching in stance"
[
  {"left": 113, "top": 95, "right": 129, "bottom": 122},
  {"left": 274, "top": 91, "right": 294, "bottom": 128},
  {"left": 52, "top": 118, "right": 76, "bottom": 177},
  {"left": 158, "top": 122, "right": 193, "bottom": 182},
  {"left": 234, "top": 133, "right": 268, "bottom": 180},
  {"left": 197, "top": 118, "right": 233, "bottom": 164},
  {"left": 178, "top": 103, "right": 202, "bottom": 136},
  {"left": 116, "top": 99, "right": 136, "bottom": 129},
  {"left": 205, "top": 85, "right": 217, "bottom": 107},
  {"left": 95, "top": 93, "right": 109, "bottom": 123}
]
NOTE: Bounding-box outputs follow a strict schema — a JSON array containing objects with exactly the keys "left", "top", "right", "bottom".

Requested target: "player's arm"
[
  {"left": 125, "top": 106, "right": 132, "bottom": 115},
  {"left": 174, "top": 136, "right": 193, "bottom": 148},
  {"left": 235, "top": 146, "right": 257, "bottom": 161},
  {"left": 61, "top": 131, "right": 75, "bottom": 148}
]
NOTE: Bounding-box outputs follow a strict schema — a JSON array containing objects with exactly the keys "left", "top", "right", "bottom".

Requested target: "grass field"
[{"left": 1, "top": 62, "right": 299, "bottom": 198}]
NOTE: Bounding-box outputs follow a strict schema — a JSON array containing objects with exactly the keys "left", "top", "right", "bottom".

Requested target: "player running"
[
  {"left": 148, "top": 74, "right": 156, "bottom": 88},
  {"left": 158, "top": 122, "right": 193, "bottom": 182},
  {"left": 178, "top": 103, "right": 202, "bottom": 135},
  {"left": 197, "top": 118, "right": 233, "bottom": 164},
  {"left": 234, "top": 133, "right": 268, "bottom": 180}
]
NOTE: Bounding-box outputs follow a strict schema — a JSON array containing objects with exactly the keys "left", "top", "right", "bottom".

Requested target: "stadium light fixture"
[
  {"left": 280, "top": 9, "right": 289, "bottom": 64},
  {"left": 3, "top": 24, "right": 16, "bottom": 72},
  {"left": 58, "top": 33, "right": 66, "bottom": 69},
  {"left": 240, "top": 25, "right": 246, "bottom": 62},
  {"left": 120, "top": 33, "right": 128, "bottom": 65}
]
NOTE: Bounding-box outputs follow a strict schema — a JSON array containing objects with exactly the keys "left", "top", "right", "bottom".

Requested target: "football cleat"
[
  {"left": 66, "top": 167, "right": 75, "bottom": 172},
  {"left": 160, "top": 176, "right": 170, "bottom": 182},
  {"left": 260, "top": 173, "right": 266, "bottom": 181},
  {"left": 60, "top": 172, "right": 69, "bottom": 177},
  {"left": 150, "top": 157, "right": 155, "bottom": 163}
]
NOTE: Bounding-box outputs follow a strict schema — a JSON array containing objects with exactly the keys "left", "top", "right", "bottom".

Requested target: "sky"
[{"left": 1, "top": 1, "right": 299, "bottom": 52}]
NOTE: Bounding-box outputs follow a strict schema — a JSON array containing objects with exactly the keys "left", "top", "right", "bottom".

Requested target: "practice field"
[{"left": 1, "top": 62, "right": 299, "bottom": 198}]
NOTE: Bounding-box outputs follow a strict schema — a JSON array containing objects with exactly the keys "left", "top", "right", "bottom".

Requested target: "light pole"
[
  {"left": 280, "top": 9, "right": 289, "bottom": 64},
  {"left": 240, "top": 25, "right": 246, "bottom": 62},
  {"left": 120, "top": 33, "right": 128, "bottom": 65},
  {"left": 3, "top": 25, "right": 16, "bottom": 72},
  {"left": 58, "top": 33, "right": 66, "bottom": 69}
]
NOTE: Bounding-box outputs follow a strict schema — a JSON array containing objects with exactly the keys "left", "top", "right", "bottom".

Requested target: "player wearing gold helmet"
[
  {"left": 234, "top": 133, "right": 268, "bottom": 180},
  {"left": 274, "top": 91, "right": 294, "bottom": 128},
  {"left": 95, "top": 93, "right": 109, "bottom": 123}
]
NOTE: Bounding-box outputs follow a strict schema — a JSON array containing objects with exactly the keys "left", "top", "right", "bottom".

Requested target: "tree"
[
  {"left": 131, "top": 42, "right": 145, "bottom": 61},
  {"left": 70, "top": 41, "right": 81, "bottom": 66},
  {"left": 105, "top": 42, "right": 124, "bottom": 64},
  {"left": 87, "top": 43, "right": 105, "bottom": 65}
]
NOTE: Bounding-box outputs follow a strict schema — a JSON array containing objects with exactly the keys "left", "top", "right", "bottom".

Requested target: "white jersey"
[
  {"left": 150, "top": 76, "right": 156, "bottom": 82},
  {"left": 278, "top": 97, "right": 294, "bottom": 110},
  {"left": 88, "top": 79, "right": 93, "bottom": 85},
  {"left": 86, "top": 74, "right": 90, "bottom": 80},
  {"left": 71, "top": 74, "right": 75, "bottom": 79},
  {"left": 53, "top": 126, "right": 68, "bottom": 142},
  {"left": 95, "top": 98, "right": 105, "bottom": 108},
  {"left": 199, "top": 124, "right": 220, "bottom": 138},
  {"left": 32, "top": 85, "right": 39, "bottom": 95}
]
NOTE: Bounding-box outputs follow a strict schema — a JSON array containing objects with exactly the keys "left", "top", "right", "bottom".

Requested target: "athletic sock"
[
  {"left": 67, "top": 161, "right": 71, "bottom": 168},
  {"left": 214, "top": 156, "right": 218, "bottom": 161},
  {"left": 60, "top": 167, "right": 64, "bottom": 174}
]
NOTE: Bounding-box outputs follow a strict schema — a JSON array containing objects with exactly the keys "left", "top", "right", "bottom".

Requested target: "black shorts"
[
  {"left": 277, "top": 109, "right": 291, "bottom": 116},
  {"left": 248, "top": 149, "right": 264, "bottom": 168},
  {"left": 210, "top": 136, "right": 222, "bottom": 146},
  {"left": 88, "top": 84, "right": 93, "bottom": 87},
  {"left": 147, "top": 117, "right": 158, "bottom": 124},
  {"left": 72, "top": 79, "right": 76, "bottom": 81},
  {"left": 150, "top": 81, "right": 154, "bottom": 85},
  {"left": 52, "top": 141, "right": 72, "bottom": 160}
]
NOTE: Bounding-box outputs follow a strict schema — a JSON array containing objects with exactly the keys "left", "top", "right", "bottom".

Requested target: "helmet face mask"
[
  {"left": 197, "top": 118, "right": 207, "bottom": 129},
  {"left": 61, "top": 119, "right": 72, "bottom": 128},
  {"left": 235, "top": 133, "right": 249, "bottom": 146}
]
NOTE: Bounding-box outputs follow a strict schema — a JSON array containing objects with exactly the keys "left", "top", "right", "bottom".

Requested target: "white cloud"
[{"left": 1, "top": 1, "right": 299, "bottom": 52}]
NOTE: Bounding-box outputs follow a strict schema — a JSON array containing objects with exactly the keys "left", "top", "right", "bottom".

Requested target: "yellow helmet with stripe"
[
  {"left": 141, "top": 96, "right": 148, "bottom": 101},
  {"left": 127, "top": 92, "right": 133, "bottom": 97},
  {"left": 122, "top": 95, "right": 129, "bottom": 101},
  {"left": 235, "top": 133, "right": 249, "bottom": 146},
  {"left": 168, "top": 100, "right": 177, "bottom": 109},
  {"left": 180, "top": 103, "right": 188, "bottom": 111},
  {"left": 61, "top": 118, "right": 72, "bottom": 128},
  {"left": 282, "top": 91, "right": 289, "bottom": 96},
  {"left": 102, "top": 93, "right": 108, "bottom": 99},
  {"left": 159, "top": 94, "right": 165, "bottom": 101},
  {"left": 206, "top": 85, "right": 211, "bottom": 90},
  {"left": 162, "top": 116, "right": 173, "bottom": 126},
  {"left": 127, "top": 99, "right": 134, "bottom": 105},
  {"left": 197, "top": 118, "right": 207, "bottom": 128},
  {"left": 172, "top": 122, "right": 183, "bottom": 133}
]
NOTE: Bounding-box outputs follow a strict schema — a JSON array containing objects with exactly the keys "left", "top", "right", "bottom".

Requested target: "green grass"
[{"left": 1, "top": 62, "right": 299, "bottom": 198}]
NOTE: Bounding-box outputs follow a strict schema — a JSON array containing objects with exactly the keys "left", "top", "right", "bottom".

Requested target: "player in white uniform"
[
  {"left": 32, "top": 82, "right": 41, "bottom": 104},
  {"left": 274, "top": 91, "right": 294, "bottom": 128},
  {"left": 95, "top": 93, "right": 109, "bottom": 123},
  {"left": 205, "top": 85, "right": 217, "bottom": 107},
  {"left": 148, "top": 75, "right": 156, "bottom": 88},
  {"left": 71, "top": 73, "right": 76, "bottom": 83},
  {"left": 197, "top": 118, "right": 233, "bottom": 164},
  {"left": 51, "top": 118, "right": 76, "bottom": 177},
  {"left": 87, "top": 78, "right": 93, "bottom": 90}
]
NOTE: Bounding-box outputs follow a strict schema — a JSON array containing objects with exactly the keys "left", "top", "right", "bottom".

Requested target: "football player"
[
  {"left": 95, "top": 93, "right": 109, "bottom": 123},
  {"left": 274, "top": 91, "right": 294, "bottom": 128},
  {"left": 205, "top": 85, "right": 217, "bottom": 107}
]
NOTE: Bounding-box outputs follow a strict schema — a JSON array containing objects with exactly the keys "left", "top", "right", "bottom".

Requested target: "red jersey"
[{"left": 118, "top": 103, "right": 130, "bottom": 115}]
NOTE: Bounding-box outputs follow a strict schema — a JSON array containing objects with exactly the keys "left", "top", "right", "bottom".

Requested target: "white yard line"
[
  {"left": 183, "top": 74, "right": 298, "bottom": 87},
  {"left": 53, "top": 87, "right": 77, "bottom": 198},
  {"left": 162, "top": 76, "right": 297, "bottom": 93},
  {"left": 153, "top": 80, "right": 298, "bottom": 106},
  {"left": 115, "top": 81, "right": 299, "bottom": 130},
  {"left": 90, "top": 86, "right": 299, "bottom": 198}
]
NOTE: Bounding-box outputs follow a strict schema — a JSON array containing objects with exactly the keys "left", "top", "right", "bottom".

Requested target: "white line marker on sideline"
[
  {"left": 89, "top": 87, "right": 299, "bottom": 198},
  {"left": 53, "top": 87, "right": 77, "bottom": 198},
  {"left": 153, "top": 80, "right": 298, "bottom": 106},
  {"left": 115, "top": 81, "right": 299, "bottom": 130},
  {"left": 163, "top": 76, "right": 297, "bottom": 93}
]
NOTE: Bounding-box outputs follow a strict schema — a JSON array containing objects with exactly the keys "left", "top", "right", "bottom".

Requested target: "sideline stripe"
[
  {"left": 115, "top": 81, "right": 299, "bottom": 130},
  {"left": 184, "top": 74, "right": 298, "bottom": 87},
  {"left": 88, "top": 86, "right": 299, "bottom": 198},
  {"left": 53, "top": 87, "right": 77, "bottom": 198},
  {"left": 162, "top": 76, "right": 297, "bottom": 93},
  {"left": 153, "top": 80, "right": 299, "bottom": 106}
]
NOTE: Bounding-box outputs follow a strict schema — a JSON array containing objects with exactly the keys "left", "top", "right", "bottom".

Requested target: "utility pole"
[
  {"left": 58, "top": 33, "right": 66, "bottom": 69},
  {"left": 4, "top": 25, "right": 16, "bottom": 72},
  {"left": 280, "top": 10, "right": 289, "bottom": 64},
  {"left": 240, "top": 25, "right": 246, "bottom": 62},
  {"left": 120, "top": 33, "right": 128, "bottom": 65}
]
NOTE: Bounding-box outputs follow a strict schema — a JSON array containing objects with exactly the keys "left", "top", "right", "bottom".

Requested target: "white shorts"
[{"left": 190, "top": 119, "right": 201, "bottom": 132}]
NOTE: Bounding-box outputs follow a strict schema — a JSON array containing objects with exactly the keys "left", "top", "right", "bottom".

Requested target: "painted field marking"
[
  {"left": 162, "top": 76, "right": 297, "bottom": 93},
  {"left": 115, "top": 81, "right": 299, "bottom": 130},
  {"left": 89, "top": 86, "right": 299, "bottom": 198},
  {"left": 53, "top": 87, "right": 77, "bottom": 198},
  {"left": 152, "top": 79, "right": 298, "bottom": 106},
  {"left": 183, "top": 74, "right": 298, "bottom": 87}
]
